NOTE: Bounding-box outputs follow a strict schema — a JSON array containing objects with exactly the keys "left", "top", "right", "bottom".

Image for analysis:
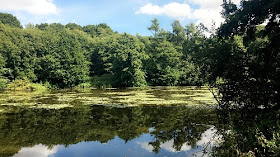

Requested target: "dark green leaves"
[{"left": 0, "top": 13, "right": 22, "bottom": 28}]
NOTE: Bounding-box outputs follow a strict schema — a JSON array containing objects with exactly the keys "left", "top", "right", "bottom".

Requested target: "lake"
[{"left": 0, "top": 87, "right": 219, "bottom": 157}]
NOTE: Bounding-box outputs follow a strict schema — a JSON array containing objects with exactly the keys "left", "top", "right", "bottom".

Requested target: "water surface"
[{"left": 0, "top": 87, "right": 218, "bottom": 157}]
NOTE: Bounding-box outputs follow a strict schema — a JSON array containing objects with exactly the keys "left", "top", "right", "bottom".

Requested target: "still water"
[{"left": 0, "top": 87, "right": 219, "bottom": 157}]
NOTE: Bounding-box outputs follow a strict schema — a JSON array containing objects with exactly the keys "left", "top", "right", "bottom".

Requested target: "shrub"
[
  {"left": 77, "top": 82, "right": 91, "bottom": 88},
  {"left": 30, "top": 83, "right": 47, "bottom": 91},
  {"left": 6, "top": 79, "right": 47, "bottom": 91}
]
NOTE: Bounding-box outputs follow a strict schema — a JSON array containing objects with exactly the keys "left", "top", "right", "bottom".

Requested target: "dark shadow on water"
[{"left": 213, "top": 108, "right": 280, "bottom": 156}]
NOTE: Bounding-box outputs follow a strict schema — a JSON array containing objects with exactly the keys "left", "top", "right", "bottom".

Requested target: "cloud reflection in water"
[{"left": 13, "top": 144, "right": 63, "bottom": 157}]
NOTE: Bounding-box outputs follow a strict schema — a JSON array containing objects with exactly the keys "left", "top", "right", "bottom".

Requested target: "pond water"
[{"left": 0, "top": 87, "right": 219, "bottom": 157}]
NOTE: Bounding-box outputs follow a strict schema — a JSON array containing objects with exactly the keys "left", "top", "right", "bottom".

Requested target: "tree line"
[{"left": 0, "top": 13, "right": 208, "bottom": 88}]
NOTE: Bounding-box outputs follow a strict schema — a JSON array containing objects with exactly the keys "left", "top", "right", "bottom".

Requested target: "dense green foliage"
[
  {"left": 91, "top": 33, "right": 147, "bottom": 87},
  {"left": 0, "top": 20, "right": 90, "bottom": 88},
  {"left": 0, "top": 13, "right": 207, "bottom": 89},
  {"left": 0, "top": 13, "right": 21, "bottom": 28},
  {"left": 213, "top": 0, "right": 280, "bottom": 110}
]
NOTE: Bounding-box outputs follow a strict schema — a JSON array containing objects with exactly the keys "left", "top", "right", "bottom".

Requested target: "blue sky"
[{"left": 0, "top": 0, "right": 241, "bottom": 35}]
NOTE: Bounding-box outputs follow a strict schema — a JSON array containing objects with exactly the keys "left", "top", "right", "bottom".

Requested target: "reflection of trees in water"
[
  {"left": 214, "top": 108, "right": 280, "bottom": 156},
  {"left": 148, "top": 107, "right": 213, "bottom": 153},
  {"left": 0, "top": 105, "right": 216, "bottom": 156},
  {"left": 149, "top": 124, "right": 209, "bottom": 153}
]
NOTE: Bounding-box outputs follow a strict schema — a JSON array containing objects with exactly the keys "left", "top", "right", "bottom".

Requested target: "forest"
[{"left": 0, "top": 13, "right": 208, "bottom": 89}]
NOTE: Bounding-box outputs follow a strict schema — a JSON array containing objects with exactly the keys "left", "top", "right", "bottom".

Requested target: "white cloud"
[
  {"left": 192, "top": 6, "right": 224, "bottom": 28},
  {"left": 0, "top": 0, "right": 58, "bottom": 15},
  {"left": 135, "top": 2, "right": 192, "bottom": 19},
  {"left": 136, "top": 0, "right": 242, "bottom": 29},
  {"left": 232, "top": 0, "right": 242, "bottom": 5},
  {"left": 137, "top": 141, "right": 154, "bottom": 152},
  {"left": 160, "top": 140, "right": 192, "bottom": 152},
  {"left": 187, "top": 0, "right": 223, "bottom": 8},
  {"left": 187, "top": 0, "right": 241, "bottom": 8},
  {"left": 136, "top": 4, "right": 163, "bottom": 15},
  {"left": 13, "top": 144, "right": 63, "bottom": 157},
  {"left": 189, "top": 0, "right": 241, "bottom": 28},
  {"left": 187, "top": 0, "right": 242, "bottom": 27}
]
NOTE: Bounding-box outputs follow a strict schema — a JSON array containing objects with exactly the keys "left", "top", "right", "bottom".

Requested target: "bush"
[
  {"left": 42, "top": 81, "right": 53, "bottom": 90},
  {"left": 6, "top": 79, "right": 31, "bottom": 91},
  {"left": 30, "top": 83, "right": 47, "bottom": 91},
  {"left": 6, "top": 79, "right": 47, "bottom": 91},
  {"left": 77, "top": 82, "right": 91, "bottom": 88}
]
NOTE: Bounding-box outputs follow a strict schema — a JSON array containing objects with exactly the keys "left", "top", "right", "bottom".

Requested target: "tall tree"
[
  {"left": 37, "top": 28, "right": 90, "bottom": 88},
  {"left": 147, "top": 18, "right": 160, "bottom": 36},
  {"left": 146, "top": 39, "right": 181, "bottom": 85},
  {"left": 171, "top": 20, "right": 186, "bottom": 46},
  {"left": 91, "top": 33, "right": 147, "bottom": 87},
  {"left": 0, "top": 23, "right": 37, "bottom": 81},
  {"left": 111, "top": 33, "right": 147, "bottom": 87}
]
